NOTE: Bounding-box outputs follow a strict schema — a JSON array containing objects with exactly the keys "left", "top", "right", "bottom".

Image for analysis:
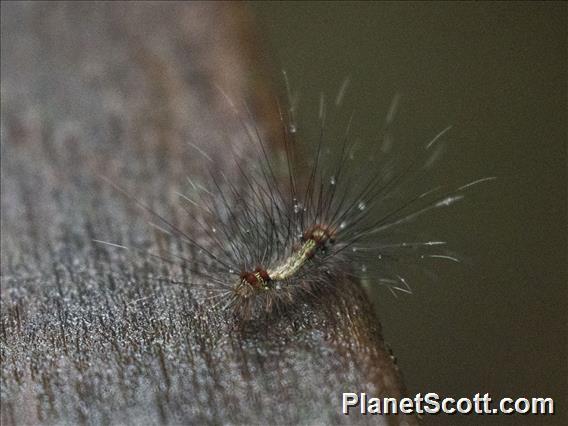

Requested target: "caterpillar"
[{"left": 96, "top": 76, "right": 495, "bottom": 321}]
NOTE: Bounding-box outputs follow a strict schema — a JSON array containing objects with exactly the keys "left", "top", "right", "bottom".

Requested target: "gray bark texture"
[{"left": 1, "top": 3, "right": 413, "bottom": 425}]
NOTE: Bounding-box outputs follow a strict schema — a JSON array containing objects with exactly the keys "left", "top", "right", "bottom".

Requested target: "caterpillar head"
[{"left": 302, "top": 224, "right": 337, "bottom": 255}]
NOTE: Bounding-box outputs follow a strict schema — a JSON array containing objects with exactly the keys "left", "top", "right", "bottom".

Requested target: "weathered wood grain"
[{"left": 1, "top": 3, "right": 412, "bottom": 425}]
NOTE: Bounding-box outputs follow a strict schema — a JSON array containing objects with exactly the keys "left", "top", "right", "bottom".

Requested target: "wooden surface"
[{"left": 1, "top": 3, "right": 413, "bottom": 424}]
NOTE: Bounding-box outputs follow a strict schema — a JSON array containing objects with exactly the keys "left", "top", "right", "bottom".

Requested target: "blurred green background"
[{"left": 252, "top": 2, "right": 566, "bottom": 424}]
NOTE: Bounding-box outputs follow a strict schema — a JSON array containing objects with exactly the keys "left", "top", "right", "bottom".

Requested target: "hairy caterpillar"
[{"left": 96, "top": 76, "right": 494, "bottom": 321}]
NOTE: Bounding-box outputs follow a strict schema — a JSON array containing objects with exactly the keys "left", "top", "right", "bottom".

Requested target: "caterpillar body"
[{"left": 97, "top": 79, "right": 494, "bottom": 321}]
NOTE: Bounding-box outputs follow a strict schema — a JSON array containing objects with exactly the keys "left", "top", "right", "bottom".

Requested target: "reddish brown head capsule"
[
  {"left": 254, "top": 266, "right": 271, "bottom": 282},
  {"left": 303, "top": 224, "right": 336, "bottom": 248},
  {"left": 240, "top": 271, "right": 259, "bottom": 287}
]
